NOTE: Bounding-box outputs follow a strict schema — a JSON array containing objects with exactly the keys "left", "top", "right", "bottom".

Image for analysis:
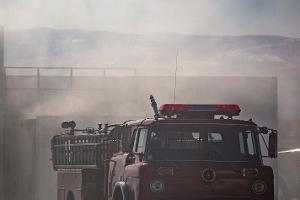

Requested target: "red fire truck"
[{"left": 51, "top": 95, "right": 277, "bottom": 200}]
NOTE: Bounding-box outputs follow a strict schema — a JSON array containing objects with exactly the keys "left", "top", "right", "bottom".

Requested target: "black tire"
[
  {"left": 113, "top": 188, "right": 123, "bottom": 200},
  {"left": 67, "top": 191, "right": 75, "bottom": 200}
]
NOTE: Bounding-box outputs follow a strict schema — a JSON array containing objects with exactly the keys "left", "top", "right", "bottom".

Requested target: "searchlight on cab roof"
[{"left": 159, "top": 104, "right": 241, "bottom": 119}]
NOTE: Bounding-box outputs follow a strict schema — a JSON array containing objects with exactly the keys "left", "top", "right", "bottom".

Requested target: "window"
[
  {"left": 246, "top": 131, "right": 255, "bottom": 155},
  {"left": 239, "top": 131, "right": 256, "bottom": 156},
  {"left": 192, "top": 132, "right": 200, "bottom": 140},
  {"left": 148, "top": 124, "right": 259, "bottom": 161},
  {"left": 110, "top": 126, "right": 132, "bottom": 152},
  {"left": 208, "top": 132, "right": 223, "bottom": 142},
  {"left": 131, "top": 129, "right": 138, "bottom": 152},
  {"left": 239, "top": 133, "right": 245, "bottom": 154},
  {"left": 192, "top": 132, "right": 223, "bottom": 142},
  {"left": 134, "top": 128, "right": 148, "bottom": 153},
  {"left": 150, "top": 131, "right": 162, "bottom": 148}
]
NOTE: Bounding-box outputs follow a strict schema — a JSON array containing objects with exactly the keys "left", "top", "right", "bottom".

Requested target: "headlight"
[
  {"left": 251, "top": 180, "right": 267, "bottom": 194},
  {"left": 150, "top": 179, "right": 165, "bottom": 193}
]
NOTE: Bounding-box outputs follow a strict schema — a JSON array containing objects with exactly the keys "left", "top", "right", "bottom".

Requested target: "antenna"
[{"left": 173, "top": 51, "right": 178, "bottom": 103}]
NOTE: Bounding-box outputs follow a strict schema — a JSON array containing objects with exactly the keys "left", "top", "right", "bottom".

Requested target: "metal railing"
[
  {"left": 3, "top": 66, "right": 137, "bottom": 90},
  {"left": 4, "top": 66, "right": 137, "bottom": 77},
  {"left": 51, "top": 134, "right": 119, "bottom": 170}
]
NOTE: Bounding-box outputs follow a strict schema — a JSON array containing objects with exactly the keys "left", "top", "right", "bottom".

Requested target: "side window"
[
  {"left": 131, "top": 129, "right": 138, "bottom": 152},
  {"left": 238, "top": 131, "right": 256, "bottom": 155},
  {"left": 239, "top": 133, "right": 245, "bottom": 154},
  {"left": 134, "top": 128, "right": 148, "bottom": 153},
  {"left": 192, "top": 132, "right": 200, "bottom": 140},
  {"left": 246, "top": 131, "right": 256, "bottom": 155},
  {"left": 122, "top": 128, "right": 134, "bottom": 152}
]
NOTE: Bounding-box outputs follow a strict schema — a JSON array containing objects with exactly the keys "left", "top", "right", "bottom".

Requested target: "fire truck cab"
[{"left": 51, "top": 97, "right": 277, "bottom": 200}]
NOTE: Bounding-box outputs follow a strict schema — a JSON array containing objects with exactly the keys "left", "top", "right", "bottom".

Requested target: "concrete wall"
[
  {"left": 2, "top": 75, "right": 278, "bottom": 200},
  {"left": 4, "top": 117, "right": 37, "bottom": 200},
  {"left": 39, "top": 77, "right": 278, "bottom": 200},
  {"left": 5, "top": 76, "right": 278, "bottom": 127},
  {"left": 0, "top": 25, "right": 5, "bottom": 200}
]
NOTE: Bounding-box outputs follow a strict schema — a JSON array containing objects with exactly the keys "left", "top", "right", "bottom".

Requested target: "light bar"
[{"left": 159, "top": 104, "right": 241, "bottom": 118}]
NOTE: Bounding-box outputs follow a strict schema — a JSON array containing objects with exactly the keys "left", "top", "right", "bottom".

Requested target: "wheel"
[
  {"left": 113, "top": 188, "right": 123, "bottom": 200},
  {"left": 67, "top": 191, "right": 75, "bottom": 200}
]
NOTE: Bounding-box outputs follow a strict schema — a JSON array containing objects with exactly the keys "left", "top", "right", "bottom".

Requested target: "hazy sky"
[{"left": 1, "top": 0, "right": 300, "bottom": 37}]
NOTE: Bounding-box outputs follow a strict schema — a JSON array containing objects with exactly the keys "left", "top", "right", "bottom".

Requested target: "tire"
[
  {"left": 67, "top": 191, "right": 75, "bottom": 200},
  {"left": 113, "top": 188, "right": 123, "bottom": 200}
]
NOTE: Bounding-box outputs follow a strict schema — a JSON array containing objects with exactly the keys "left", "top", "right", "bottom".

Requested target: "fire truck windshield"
[{"left": 147, "top": 123, "right": 260, "bottom": 162}]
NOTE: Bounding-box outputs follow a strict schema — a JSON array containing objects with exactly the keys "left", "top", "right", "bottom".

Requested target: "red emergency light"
[{"left": 159, "top": 104, "right": 241, "bottom": 118}]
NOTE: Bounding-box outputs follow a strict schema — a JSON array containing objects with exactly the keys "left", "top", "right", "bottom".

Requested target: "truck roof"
[{"left": 124, "top": 117, "right": 257, "bottom": 127}]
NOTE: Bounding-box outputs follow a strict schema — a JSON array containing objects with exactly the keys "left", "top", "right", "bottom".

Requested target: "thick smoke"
[
  {"left": 1, "top": 0, "right": 300, "bottom": 37},
  {"left": 1, "top": 1, "right": 300, "bottom": 200}
]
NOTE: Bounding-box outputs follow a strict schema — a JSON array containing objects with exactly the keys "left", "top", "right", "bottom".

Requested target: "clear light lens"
[
  {"left": 150, "top": 179, "right": 164, "bottom": 193},
  {"left": 252, "top": 180, "right": 267, "bottom": 194}
]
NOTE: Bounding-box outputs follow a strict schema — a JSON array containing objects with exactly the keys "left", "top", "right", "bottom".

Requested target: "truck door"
[
  {"left": 121, "top": 128, "right": 148, "bottom": 200},
  {"left": 107, "top": 126, "right": 134, "bottom": 199}
]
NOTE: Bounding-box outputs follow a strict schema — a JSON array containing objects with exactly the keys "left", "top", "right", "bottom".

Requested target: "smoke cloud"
[
  {"left": 1, "top": 1, "right": 300, "bottom": 200},
  {"left": 1, "top": 0, "right": 300, "bottom": 37}
]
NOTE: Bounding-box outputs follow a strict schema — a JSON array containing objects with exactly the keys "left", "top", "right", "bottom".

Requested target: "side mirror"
[
  {"left": 125, "top": 152, "right": 135, "bottom": 166},
  {"left": 125, "top": 152, "right": 144, "bottom": 166},
  {"left": 137, "top": 152, "right": 144, "bottom": 162},
  {"left": 268, "top": 131, "right": 278, "bottom": 158}
]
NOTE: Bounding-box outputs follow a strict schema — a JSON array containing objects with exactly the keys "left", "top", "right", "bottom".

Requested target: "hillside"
[
  {"left": 4, "top": 28, "right": 300, "bottom": 75},
  {"left": 3, "top": 28, "right": 300, "bottom": 119}
]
